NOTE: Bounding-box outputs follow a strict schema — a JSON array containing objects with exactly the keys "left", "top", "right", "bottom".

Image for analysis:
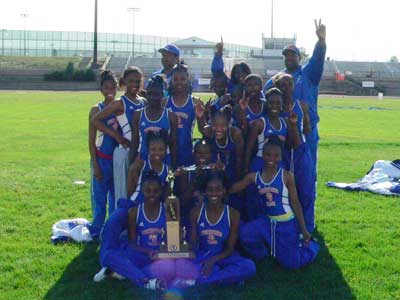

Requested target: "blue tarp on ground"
[{"left": 327, "top": 160, "right": 400, "bottom": 196}]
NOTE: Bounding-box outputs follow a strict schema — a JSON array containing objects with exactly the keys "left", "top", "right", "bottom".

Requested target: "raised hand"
[
  {"left": 220, "top": 93, "right": 232, "bottom": 107},
  {"left": 195, "top": 100, "right": 206, "bottom": 119},
  {"left": 238, "top": 90, "right": 249, "bottom": 111},
  {"left": 314, "top": 19, "right": 326, "bottom": 41},
  {"left": 288, "top": 110, "right": 298, "bottom": 126}
]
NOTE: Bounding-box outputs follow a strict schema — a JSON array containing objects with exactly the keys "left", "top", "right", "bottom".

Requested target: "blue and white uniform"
[
  {"left": 210, "top": 127, "right": 244, "bottom": 214},
  {"left": 137, "top": 107, "right": 170, "bottom": 160},
  {"left": 211, "top": 128, "right": 237, "bottom": 182},
  {"left": 245, "top": 116, "right": 287, "bottom": 221},
  {"left": 197, "top": 203, "right": 231, "bottom": 257},
  {"left": 130, "top": 159, "right": 169, "bottom": 205},
  {"left": 280, "top": 100, "right": 305, "bottom": 143},
  {"left": 136, "top": 203, "right": 166, "bottom": 250},
  {"left": 234, "top": 99, "right": 266, "bottom": 126},
  {"left": 165, "top": 95, "right": 195, "bottom": 167},
  {"left": 250, "top": 116, "right": 288, "bottom": 172},
  {"left": 100, "top": 202, "right": 176, "bottom": 286},
  {"left": 174, "top": 203, "right": 255, "bottom": 285},
  {"left": 113, "top": 95, "right": 145, "bottom": 201},
  {"left": 116, "top": 95, "right": 145, "bottom": 144},
  {"left": 90, "top": 102, "right": 119, "bottom": 238},
  {"left": 280, "top": 101, "right": 315, "bottom": 232},
  {"left": 264, "top": 42, "right": 326, "bottom": 193},
  {"left": 240, "top": 168, "right": 319, "bottom": 269},
  {"left": 210, "top": 96, "right": 224, "bottom": 112}
]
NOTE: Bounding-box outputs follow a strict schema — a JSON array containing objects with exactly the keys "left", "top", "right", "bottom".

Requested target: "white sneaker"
[
  {"left": 111, "top": 272, "right": 125, "bottom": 280},
  {"left": 171, "top": 278, "right": 196, "bottom": 289},
  {"left": 144, "top": 278, "right": 166, "bottom": 291},
  {"left": 93, "top": 267, "right": 109, "bottom": 282}
]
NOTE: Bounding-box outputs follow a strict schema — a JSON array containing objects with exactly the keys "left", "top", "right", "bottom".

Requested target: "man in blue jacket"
[
  {"left": 151, "top": 44, "right": 180, "bottom": 83},
  {"left": 264, "top": 19, "right": 326, "bottom": 186}
]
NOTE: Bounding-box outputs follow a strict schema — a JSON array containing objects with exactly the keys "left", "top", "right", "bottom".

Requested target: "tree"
[
  {"left": 389, "top": 56, "right": 399, "bottom": 63},
  {"left": 300, "top": 47, "right": 309, "bottom": 60}
]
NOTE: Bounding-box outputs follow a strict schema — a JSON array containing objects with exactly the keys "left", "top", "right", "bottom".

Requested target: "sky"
[{"left": 0, "top": 0, "right": 398, "bottom": 62}]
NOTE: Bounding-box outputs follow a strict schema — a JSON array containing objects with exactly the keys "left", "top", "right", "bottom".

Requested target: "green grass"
[
  {"left": 0, "top": 56, "right": 83, "bottom": 70},
  {"left": 0, "top": 92, "right": 399, "bottom": 300}
]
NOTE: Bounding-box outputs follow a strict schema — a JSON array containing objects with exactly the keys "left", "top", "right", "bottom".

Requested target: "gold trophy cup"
[{"left": 154, "top": 170, "right": 194, "bottom": 259}]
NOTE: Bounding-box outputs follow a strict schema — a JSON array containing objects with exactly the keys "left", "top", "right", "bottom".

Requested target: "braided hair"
[
  {"left": 145, "top": 129, "right": 169, "bottom": 148},
  {"left": 168, "top": 62, "right": 192, "bottom": 95},
  {"left": 100, "top": 69, "right": 117, "bottom": 87}
]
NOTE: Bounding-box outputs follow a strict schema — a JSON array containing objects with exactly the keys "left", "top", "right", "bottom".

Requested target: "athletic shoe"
[
  {"left": 144, "top": 278, "right": 166, "bottom": 291},
  {"left": 93, "top": 267, "right": 110, "bottom": 282},
  {"left": 111, "top": 272, "right": 125, "bottom": 280},
  {"left": 171, "top": 278, "right": 196, "bottom": 289}
]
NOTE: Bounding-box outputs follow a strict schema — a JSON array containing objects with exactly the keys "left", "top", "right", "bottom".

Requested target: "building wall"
[{"left": 0, "top": 29, "right": 259, "bottom": 59}]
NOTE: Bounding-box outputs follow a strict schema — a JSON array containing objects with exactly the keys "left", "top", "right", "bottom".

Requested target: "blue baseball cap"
[
  {"left": 158, "top": 44, "right": 180, "bottom": 57},
  {"left": 282, "top": 45, "right": 300, "bottom": 56}
]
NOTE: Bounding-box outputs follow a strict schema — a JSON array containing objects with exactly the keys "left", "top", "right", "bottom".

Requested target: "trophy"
[{"left": 155, "top": 170, "right": 194, "bottom": 259}]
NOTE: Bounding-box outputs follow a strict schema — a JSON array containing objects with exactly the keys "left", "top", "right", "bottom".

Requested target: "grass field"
[
  {"left": 0, "top": 91, "right": 399, "bottom": 300},
  {"left": 0, "top": 56, "right": 84, "bottom": 70}
]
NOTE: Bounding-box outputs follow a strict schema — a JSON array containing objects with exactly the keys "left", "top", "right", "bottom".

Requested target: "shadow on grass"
[{"left": 44, "top": 231, "right": 355, "bottom": 300}]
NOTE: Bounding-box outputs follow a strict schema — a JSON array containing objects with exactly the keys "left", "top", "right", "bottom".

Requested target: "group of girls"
[{"left": 87, "top": 58, "right": 319, "bottom": 291}]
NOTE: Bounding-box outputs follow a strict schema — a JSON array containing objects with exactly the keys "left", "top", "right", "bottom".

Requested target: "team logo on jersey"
[
  {"left": 138, "top": 222, "right": 144, "bottom": 227},
  {"left": 201, "top": 229, "right": 223, "bottom": 245},
  {"left": 148, "top": 233, "right": 158, "bottom": 245},
  {"left": 141, "top": 121, "right": 146, "bottom": 126},
  {"left": 199, "top": 222, "right": 205, "bottom": 228},
  {"left": 144, "top": 127, "right": 162, "bottom": 133},
  {"left": 268, "top": 129, "right": 273, "bottom": 134},
  {"left": 129, "top": 106, "right": 134, "bottom": 110},
  {"left": 259, "top": 187, "right": 278, "bottom": 207}
]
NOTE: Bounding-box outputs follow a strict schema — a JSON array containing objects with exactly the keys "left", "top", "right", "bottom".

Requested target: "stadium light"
[
  {"left": 92, "top": 0, "right": 99, "bottom": 68},
  {"left": 110, "top": 40, "right": 119, "bottom": 55},
  {"left": 1, "top": 29, "right": 7, "bottom": 56},
  {"left": 127, "top": 7, "right": 140, "bottom": 58},
  {"left": 270, "top": 0, "right": 274, "bottom": 38},
  {"left": 20, "top": 13, "right": 30, "bottom": 56}
]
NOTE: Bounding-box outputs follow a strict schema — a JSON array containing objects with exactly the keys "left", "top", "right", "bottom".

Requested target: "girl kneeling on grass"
[
  {"left": 88, "top": 70, "right": 119, "bottom": 239},
  {"left": 172, "top": 171, "right": 256, "bottom": 288},
  {"left": 230, "top": 138, "right": 319, "bottom": 269},
  {"left": 94, "top": 171, "right": 174, "bottom": 290}
]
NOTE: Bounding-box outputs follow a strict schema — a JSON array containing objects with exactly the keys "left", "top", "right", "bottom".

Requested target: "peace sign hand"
[
  {"left": 314, "top": 19, "right": 326, "bottom": 42},
  {"left": 288, "top": 110, "right": 298, "bottom": 126},
  {"left": 195, "top": 100, "right": 206, "bottom": 119},
  {"left": 238, "top": 90, "right": 249, "bottom": 111}
]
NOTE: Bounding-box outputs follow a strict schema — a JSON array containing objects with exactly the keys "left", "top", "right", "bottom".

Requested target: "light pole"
[
  {"left": 127, "top": 7, "right": 140, "bottom": 58},
  {"left": 270, "top": 0, "right": 274, "bottom": 38},
  {"left": 1, "top": 29, "right": 6, "bottom": 56},
  {"left": 20, "top": 13, "right": 30, "bottom": 56},
  {"left": 110, "top": 40, "right": 118, "bottom": 55},
  {"left": 92, "top": 0, "right": 99, "bottom": 68}
]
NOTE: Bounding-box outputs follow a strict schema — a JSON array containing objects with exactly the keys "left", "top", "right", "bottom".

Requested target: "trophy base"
[
  {"left": 154, "top": 243, "right": 194, "bottom": 259},
  {"left": 154, "top": 251, "right": 195, "bottom": 259}
]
